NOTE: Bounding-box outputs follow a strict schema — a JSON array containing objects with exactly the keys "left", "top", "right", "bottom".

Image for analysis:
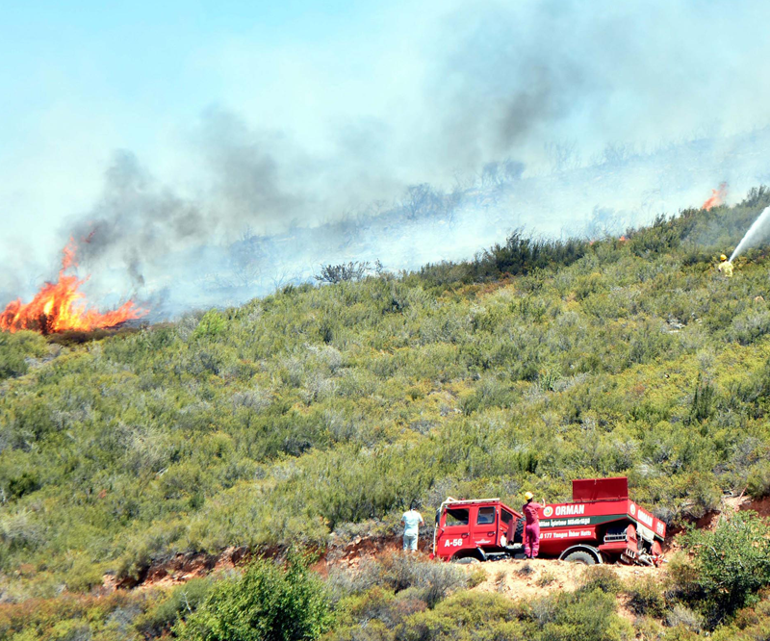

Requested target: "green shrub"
[
  {"left": 728, "top": 309, "right": 770, "bottom": 346},
  {"left": 747, "top": 461, "right": 770, "bottom": 499},
  {"left": 625, "top": 577, "right": 666, "bottom": 618},
  {"left": 63, "top": 554, "right": 106, "bottom": 593},
  {"left": 418, "top": 230, "right": 588, "bottom": 285},
  {"left": 0, "top": 509, "right": 41, "bottom": 554},
  {"left": 7, "top": 472, "right": 40, "bottom": 500},
  {"left": 0, "top": 592, "right": 146, "bottom": 641},
  {"left": 420, "top": 587, "right": 625, "bottom": 641},
  {"left": 115, "top": 521, "right": 187, "bottom": 582},
  {"left": 335, "top": 585, "right": 428, "bottom": 633},
  {"left": 467, "top": 566, "right": 487, "bottom": 589},
  {"left": 476, "top": 230, "right": 588, "bottom": 279},
  {"left": 689, "top": 374, "right": 715, "bottom": 423},
  {"left": 533, "top": 588, "right": 630, "bottom": 641},
  {"left": 193, "top": 310, "right": 227, "bottom": 339},
  {"left": 676, "top": 511, "right": 770, "bottom": 625},
  {"left": 175, "top": 554, "right": 333, "bottom": 641},
  {"left": 0, "top": 331, "right": 46, "bottom": 380},
  {"left": 397, "top": 591, "right": 525, "bottom": 641},
  {"left": 135, "top": 577, "right": 214, "bottom": 637}
]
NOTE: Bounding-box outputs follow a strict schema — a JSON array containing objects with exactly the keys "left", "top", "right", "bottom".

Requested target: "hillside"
[{"left": 3, "top": 188, "right": 770, "bottom": 639}]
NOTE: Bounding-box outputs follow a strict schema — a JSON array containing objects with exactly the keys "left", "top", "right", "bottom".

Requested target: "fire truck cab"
[
  {"left": 432, "top": 477, "right": 666, "bottom": 566},
  {"left": 432, "top": 497, "right": 525, "bottom": 563}
]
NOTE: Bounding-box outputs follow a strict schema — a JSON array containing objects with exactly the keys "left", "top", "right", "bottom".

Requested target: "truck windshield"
[
  {"left": 501, "top": 509, "right": 513, "bottom": 526},
  {"left": 445, "top": 508, "right": 469, "bottom": 526}
]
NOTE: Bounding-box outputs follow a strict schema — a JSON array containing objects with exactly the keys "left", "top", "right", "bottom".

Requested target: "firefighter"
[
  {"left": 401, "top": 501, "right": 424, "bottom": 553},
  {"left": 717, "top": 254, "right": 734, "bottom": 277},
  {"left": 522, "top": 492, "right": 543, "bottom": 559}
]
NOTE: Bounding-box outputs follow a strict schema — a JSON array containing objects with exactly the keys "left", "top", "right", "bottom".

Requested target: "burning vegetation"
[
  {"left": 702, "top": 182, "right": 728, "bottom": 211},
  {"left": 0, "top": 240, "right": 146, "bottom": 335}
]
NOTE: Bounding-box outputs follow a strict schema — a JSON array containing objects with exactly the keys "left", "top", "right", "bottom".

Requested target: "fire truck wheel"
[
  {"left": 453, "top": 556, "right": 481, "bottom": 564},
  {"left": 563, "top": 550, "right": 597, "bottom": 565}
]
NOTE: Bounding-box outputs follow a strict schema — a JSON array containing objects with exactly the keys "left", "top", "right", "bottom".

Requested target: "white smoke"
[{"left": 3, "top": 0, "right": 770, "bottom": 313}]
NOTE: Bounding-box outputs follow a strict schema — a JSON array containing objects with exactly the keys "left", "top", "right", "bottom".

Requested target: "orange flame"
[
  {"left": 0, "top": 239, "right": 146, "bottom": 334},
  {"left": 702, "top": 182, "right": 728, "bottom": 211}
]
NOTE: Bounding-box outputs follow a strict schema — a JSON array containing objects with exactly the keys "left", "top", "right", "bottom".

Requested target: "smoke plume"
[{"left": 3, "top": 0, "right": 770, "bottom": 314}]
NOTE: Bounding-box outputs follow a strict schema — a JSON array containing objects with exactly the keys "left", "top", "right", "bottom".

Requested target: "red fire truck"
[{"left": 431, "top": 477, "right": 666, "bottom": 566}]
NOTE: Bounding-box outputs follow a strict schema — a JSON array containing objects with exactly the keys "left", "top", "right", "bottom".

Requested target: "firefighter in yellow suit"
[{"left": 717, "top": 254, "right": 733, "bottom": 277}]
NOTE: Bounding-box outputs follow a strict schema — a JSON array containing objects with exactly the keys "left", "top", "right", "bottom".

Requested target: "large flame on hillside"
[
  {"left": 0, "top": 240, "right": 146, "bottom": 334},
  {"left": 702, "top": 182, "right": 728, "bottom": 210}
]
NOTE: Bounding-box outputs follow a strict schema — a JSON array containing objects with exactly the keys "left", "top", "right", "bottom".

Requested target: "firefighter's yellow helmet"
[
  {"left": 720, "top": 254, "right": 728, "bottom": 262},
  {"left": 524, "top": 491, "right": 534, "bottom": 500}
]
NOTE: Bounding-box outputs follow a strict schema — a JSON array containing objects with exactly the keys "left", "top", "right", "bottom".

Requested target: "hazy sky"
[
  {"left": 0, "top": 1, "right": 446, "bottom": 257},
  {"left": 3, "top": 0, "right": 770, "bottom": 297}
]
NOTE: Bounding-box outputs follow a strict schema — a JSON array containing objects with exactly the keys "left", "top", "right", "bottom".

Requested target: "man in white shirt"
[{"left": 401, "top": 502, "right": 424, "bottom": 552}]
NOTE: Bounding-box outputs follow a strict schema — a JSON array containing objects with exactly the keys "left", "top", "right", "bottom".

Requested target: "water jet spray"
[{"left": 729, "top": 205, "right": 770, "bottom": 263}]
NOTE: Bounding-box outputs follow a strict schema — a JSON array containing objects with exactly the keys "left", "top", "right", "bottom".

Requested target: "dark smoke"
[
  {"left": 65, "top": 106, "right": 405, "bottom": 293},
  {"left": 68, "top": 150, "right": 203, "bottom": 289},
  {"left": 430, "top": 4, "right": 594, "bottom": 167}
]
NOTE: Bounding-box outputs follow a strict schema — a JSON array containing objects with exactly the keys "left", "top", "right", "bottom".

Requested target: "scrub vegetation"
[{"left": 3, "top": 188, "right": 770, "bottom": 638}]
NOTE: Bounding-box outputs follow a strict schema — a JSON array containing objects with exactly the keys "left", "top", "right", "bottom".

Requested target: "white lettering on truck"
[
  {"left": 541, "top": 529, "right": 592, "bottom": 540},
  {"left": 554, "top": 504, "right": 585, "bottom": 517},
  {"left": 637, "top": 509, "right": 653, "bottom": 527}
]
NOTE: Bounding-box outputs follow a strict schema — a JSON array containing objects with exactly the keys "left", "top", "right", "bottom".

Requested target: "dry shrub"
[
  {"left": 494, "top": 569, "right": 508, "bottom": 592},
  {"left": 580, "top": 565, "right": 622, "bottom": 594},
  {"left": 327, "top": 552, "right": 468, "bottom": 609},
  {"left": 666, "top": 604, "right": 704, "bottom": 632},
  {"left": 535, "top": 570, "right": 557, "bottom": 587}
]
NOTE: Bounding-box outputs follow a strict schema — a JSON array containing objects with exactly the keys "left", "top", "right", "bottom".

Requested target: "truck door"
[
  {"left": 500, "top": 508, "right": 516, "bottom": 545},
  {"left": 471, "top": 505, "right": 499, "bottom": 548},
  {"left": 438, "top": 506, "right": 471, "bottom": 556}
]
